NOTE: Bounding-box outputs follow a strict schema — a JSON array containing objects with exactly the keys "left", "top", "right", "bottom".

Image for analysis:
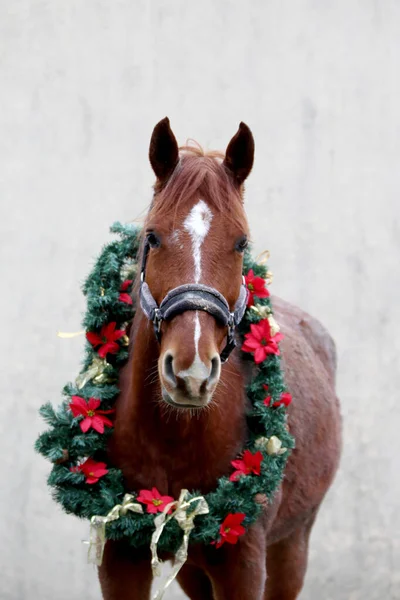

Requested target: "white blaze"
[
  {"left": 177, "top": 312, "right": 210, "bottom": 380},
  {"left": 194, "top": 310, "right": 201, "bottom": 353},
  {"left": 183, "top": 199, "right": 213, "bottom": 283},
  {"left": 177, "top": 200, "right": 213, "bottom": 381}
]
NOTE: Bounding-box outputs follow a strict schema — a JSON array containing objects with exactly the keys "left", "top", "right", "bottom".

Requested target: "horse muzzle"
[{"left": 159, "top": 350, "right": 221, "bottom": 409}]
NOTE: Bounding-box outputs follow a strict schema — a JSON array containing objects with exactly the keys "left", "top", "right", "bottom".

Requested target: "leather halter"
[{"left": 139, "top": 238, "right": 248, "bottom": 363}]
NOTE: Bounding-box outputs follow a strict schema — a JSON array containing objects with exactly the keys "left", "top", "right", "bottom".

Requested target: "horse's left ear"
[
  {"left": 149, "top": 117, "right": 179, "bottom": 183},
  {"left": 223, "top": 122, "right": 255, "bottom": 186}
]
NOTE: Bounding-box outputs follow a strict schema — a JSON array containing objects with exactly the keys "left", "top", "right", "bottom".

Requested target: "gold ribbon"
[
  {"left": 85, "top": 494, "right": 144, "bottom": 566},
  {"left": 255, "top": 249, "right": 270, "bottom": 265},
  {"left": 120, "top": 262, "right": 138, "bottom": 280},
  {"left": 250, "top": 306, "right": 280, "bottom": 336},
  {"left": 255, "top": 435, "right": 287, "bottom": 455},
  {"left": 75, "top": 357, "right": 109, "bottom": 389},
  {"left": 250, "top": 304, "right": 271, "bottom": 319},
  {"left": 57, "top": 330, "right": 85, "bottom": 338},
  {"left": 151, "top": 489, "right": 209, "bottom": 600}
]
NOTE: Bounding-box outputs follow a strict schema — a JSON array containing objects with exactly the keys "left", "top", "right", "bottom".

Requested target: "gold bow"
[
  {"left": 86, "top": 494, "right": 144, "bottom": 566},
  {"left": 75, "top": 356, "right": 110, "bottom": 389},
  {"left": 255, "top": 435, "right": 287, "bottom": 455},
  {"left": 250, "top": 306, "right": 280, "bottom": 336},
  {"left": 151, "top": 489, "right": 209, "bottom": 600}
]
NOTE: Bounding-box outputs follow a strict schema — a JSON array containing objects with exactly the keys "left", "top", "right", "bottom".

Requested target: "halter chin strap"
[{"left": 139, "top": 240, "right": 248, "bottom": 363}]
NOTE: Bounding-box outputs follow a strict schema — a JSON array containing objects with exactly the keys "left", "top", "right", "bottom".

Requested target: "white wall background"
[{"left": 1, "top": 1, "right": 399, "bottom": 598}]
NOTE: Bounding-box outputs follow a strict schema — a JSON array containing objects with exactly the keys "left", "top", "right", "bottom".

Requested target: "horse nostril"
[
  {"left": 163, "top": 353, "right": 177, "bottom": 387},
  {"left": 208, "top": 355, "right": 221, "bottom": 388}
]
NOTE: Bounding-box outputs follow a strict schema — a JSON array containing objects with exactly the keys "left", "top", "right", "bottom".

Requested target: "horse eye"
[
  {"left": 146, "top": 232, "right": 161, "bottom": 248},
  {"left": 235, "top": 236, "right": 248, "bottom": 253}
]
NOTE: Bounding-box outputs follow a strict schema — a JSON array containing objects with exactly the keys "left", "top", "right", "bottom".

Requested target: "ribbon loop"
[
  {"left": 150, "top": 489, "right": 209, "bottom": 600},
  {"left": 75, "top": 356, "right": 109, "bottom": 389},
  {"left": 86, "top": 494, "right": 143, "bottom": 566}
]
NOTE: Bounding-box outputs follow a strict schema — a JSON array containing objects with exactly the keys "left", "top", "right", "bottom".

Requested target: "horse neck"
[{"left": 110, "top": 310, "right": 248, "bottom": 497}]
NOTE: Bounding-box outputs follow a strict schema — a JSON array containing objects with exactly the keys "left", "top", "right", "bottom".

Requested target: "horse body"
[{"left": 99, "top": 119, "right": 341, "bottom": 599}]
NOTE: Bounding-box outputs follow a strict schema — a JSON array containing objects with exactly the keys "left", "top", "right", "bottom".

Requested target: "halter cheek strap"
[{"left": 139, "top": 240, "right": 248, "bottom": 363}]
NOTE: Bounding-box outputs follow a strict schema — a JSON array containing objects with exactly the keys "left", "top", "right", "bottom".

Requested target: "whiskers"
[
  {"left": 144, "top": 363, "right": 160, "bottom": 386},
  {"left": 220, "top": 364, "right": 243, "bottom": 379},
  {"left": 140, "top": 360, "right": 236, "bottom": 424}
]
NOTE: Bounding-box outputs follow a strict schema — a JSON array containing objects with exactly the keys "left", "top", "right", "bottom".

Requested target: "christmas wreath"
[{"left": 36, "top": 222, "right": 294, "bottom": 564}]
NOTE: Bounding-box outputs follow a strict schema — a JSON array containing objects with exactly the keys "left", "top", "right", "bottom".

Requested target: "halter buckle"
[
  {"left": 153, "top": 309, "right": 162, "bottom": 343},
  {"left": 220, "top": 316, "right": 237, "bottom": 364}
]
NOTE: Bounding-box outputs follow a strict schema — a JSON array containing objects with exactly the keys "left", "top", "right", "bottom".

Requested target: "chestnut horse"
[{"left": 99, "top": 118, "right": 341, "bottom": 599}]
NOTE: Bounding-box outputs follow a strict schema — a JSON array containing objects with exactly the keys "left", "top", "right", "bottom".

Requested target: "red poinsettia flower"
[
  {"left": 262, "top": 384, "right": 272, "bottom": 406},
  {"left": 214, "top": 513, "right": 246, "bottom": 548},
  {"left": 264, "top": 391, "right": 292, "bottom": 408},
  {"left": 279, "top": 392, "right": 292, "bottom": 406},
  {"left": 86, "top": 322, "right": 125, "bottom": 358},
  {"left": 242, "top": 319, "right": 284, "bottom": 363},
  {"left": 263, "top": 384, "right": 272, "bottom": 406},
  {"left": 119, "top": 279, "right": 133, "bottom": 305},
  {"left": 70, "top": 457, "right": 108, "bottom": 484},
  {"left": 69, "top": 396, "right": 114, "bottom": 433},
  {"left": 230, "top": 450, "right": 263, "bottom": 481},
  {"left": 244, "top": 269, "right": 270, "bottom": 307},
  {"left": 136, "top": 487, "right": 174, "bottom": 514}
]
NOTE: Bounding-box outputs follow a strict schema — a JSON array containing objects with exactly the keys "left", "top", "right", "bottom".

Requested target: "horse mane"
[{"left": 146, "top": 143, "right": 248, "bottom": 231}]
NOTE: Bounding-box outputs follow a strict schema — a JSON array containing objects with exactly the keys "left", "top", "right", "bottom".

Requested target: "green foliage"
[{"left": 35, "top": 223, "right": 294, "bottom": 552}]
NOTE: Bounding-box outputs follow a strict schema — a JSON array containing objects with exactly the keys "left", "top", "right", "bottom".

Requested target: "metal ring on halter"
[{"left": 138, "top": 239, "right": 248, "bottom": 364}]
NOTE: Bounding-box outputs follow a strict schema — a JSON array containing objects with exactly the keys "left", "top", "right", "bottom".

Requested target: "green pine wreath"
[{"left": 35, "top": 222, "right": 295, "bottom": 553}]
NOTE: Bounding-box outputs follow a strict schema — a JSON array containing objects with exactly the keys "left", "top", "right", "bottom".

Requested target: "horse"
[{"left": 98, "top": 118, "right": 342, "bottom": 599}]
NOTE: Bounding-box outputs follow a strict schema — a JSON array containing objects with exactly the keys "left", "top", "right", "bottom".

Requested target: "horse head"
[{"left": 140, "top": 117, "right": 254, "bottom": 409}]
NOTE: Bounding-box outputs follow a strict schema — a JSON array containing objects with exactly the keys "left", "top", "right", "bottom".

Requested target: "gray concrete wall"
[{"left": 1, "top": 1, "right": 399, "bottom": 598}]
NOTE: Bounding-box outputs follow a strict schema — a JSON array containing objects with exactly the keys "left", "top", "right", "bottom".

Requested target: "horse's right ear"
[{"left": 149, "top": 117, "right": 179, "bottom": 183}]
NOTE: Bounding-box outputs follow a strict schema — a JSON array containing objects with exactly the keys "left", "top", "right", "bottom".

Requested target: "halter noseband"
[{"left": 139, "top": 239, "right": 248, "bottom": 363}]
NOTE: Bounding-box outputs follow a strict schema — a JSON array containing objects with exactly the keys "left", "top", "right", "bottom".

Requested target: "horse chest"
[{"left": 112, "top": 412, "right": 245, "bottom": 497}]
